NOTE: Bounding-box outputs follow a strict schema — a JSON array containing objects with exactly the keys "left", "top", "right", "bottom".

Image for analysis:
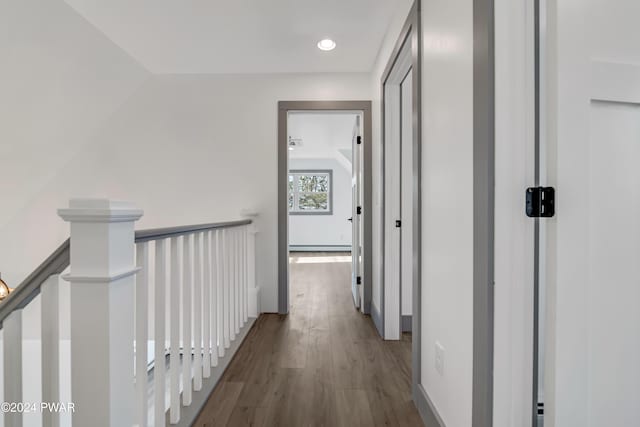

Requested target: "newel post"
[{"left": 58, "top": 199, "right": 143, "bottom": 427}]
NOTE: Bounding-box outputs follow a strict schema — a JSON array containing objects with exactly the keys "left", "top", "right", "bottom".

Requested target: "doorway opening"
[
  {"left": 278, "top": 101, "right": 372, "bottom": 315},
  {"left": 287, "top": 111, "right": 363, "bottom": 310}
]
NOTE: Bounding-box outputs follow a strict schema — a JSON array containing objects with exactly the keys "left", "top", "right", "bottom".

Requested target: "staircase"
[{"left": 0, "top": 199, "right": 259, "bottom": 427}]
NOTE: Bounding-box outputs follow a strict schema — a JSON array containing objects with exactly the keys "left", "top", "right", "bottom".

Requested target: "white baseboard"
[
  {"left": 371, "top": 303, "right": 383, "bottom": 338},
  {"left": 289, "top": 245, "right": 351, "bottom": 252}
]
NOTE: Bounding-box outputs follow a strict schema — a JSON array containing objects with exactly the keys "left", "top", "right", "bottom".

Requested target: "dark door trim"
[{"left": 277, "top": 101, "right": 373, "bottom": 315}]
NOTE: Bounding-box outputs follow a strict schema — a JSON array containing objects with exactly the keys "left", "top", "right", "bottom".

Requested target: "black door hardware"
[{"left": 526, "top": 187, "right": 555, "bottom": 218}]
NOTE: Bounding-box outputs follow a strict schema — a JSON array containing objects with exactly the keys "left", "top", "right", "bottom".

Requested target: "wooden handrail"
[{"left": 134, "top": 219, "right": 252, "bottom": 243}]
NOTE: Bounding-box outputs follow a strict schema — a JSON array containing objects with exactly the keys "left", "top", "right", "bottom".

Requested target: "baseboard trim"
[
  {"left": 371, "top": 303, "right": 383, "bottom": 338},
  {"left": 169, "top": 316, "right": 257, "bottom": 427},
  {"left": 402, "top": 315, "right": 412, "bottom": 332},
  {"left": 414, "top": 383, "right": 446, "bottom": 427},
  {"left": 289, "top": 245, "right": 351, "bottom": 252}
]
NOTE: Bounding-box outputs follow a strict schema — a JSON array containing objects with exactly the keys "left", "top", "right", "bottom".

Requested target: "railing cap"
[{"left": 58, "top": 198, "right": 144, "bottom": 223}]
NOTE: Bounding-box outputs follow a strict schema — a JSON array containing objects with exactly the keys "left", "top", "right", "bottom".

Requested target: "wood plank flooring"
[{"left": 194, "top": 252, "right": 423, "bottom": 427}]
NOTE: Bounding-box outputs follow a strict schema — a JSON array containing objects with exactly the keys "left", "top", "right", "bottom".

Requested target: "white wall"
[
  {"left": 1, "top": 72, "right": 370, "bottom": 313},
  {"left": 0, "top": 0, "right": 149, "bottom": 286},
  {"left": 0, "top": 0, "right": 149, "bottom": 230},
  {"left": 420, "top": 0, "right": 474, "bottom": 426},
  {"left": 369, "top": 2, "right": 475, "bottom": 423},
  {"left": 289, "top": 158, "right": 352, "bottom": 248}
]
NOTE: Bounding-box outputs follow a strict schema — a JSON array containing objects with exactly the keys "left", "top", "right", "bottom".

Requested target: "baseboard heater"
[{"left": 289, "top": 245, "right": 351, "bottom": 252}]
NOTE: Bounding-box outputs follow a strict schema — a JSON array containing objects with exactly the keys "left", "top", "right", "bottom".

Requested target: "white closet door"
[{"left": 544, "top": 1, "right": 640, "bottom": 425}]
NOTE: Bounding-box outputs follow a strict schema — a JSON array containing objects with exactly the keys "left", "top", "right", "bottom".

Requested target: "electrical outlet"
[{"left": 435, "top": 342, "right": 445, "bottom": 376}]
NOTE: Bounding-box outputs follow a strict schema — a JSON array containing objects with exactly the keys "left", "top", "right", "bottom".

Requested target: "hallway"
[{"left": 194, "top": 252, "right": 423, "bottom": 426}]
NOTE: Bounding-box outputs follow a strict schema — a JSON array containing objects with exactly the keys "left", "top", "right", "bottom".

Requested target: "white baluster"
[
  {"left": 235, "top": 229, "right": 241, "bottom": 333},
  {"left": 169, "top": 237, "right": 181, "bottom": 424},
  {"left": 4, "top": 310, "right": 23, "bottom": 427},
  {"left": 241, "top": 226, "right": 247, "bottom": 326},
  {"left": 193, "top": 233, "right": 203, "bottom": 391},
  {"left": 235, "top": 229, "right": 241, "bottom": 337},
  {"left": 216, "top": 230, "right": 225, "bottom": 358},
  {"left": 223, "top": 230, "right": 230, "bottom": 349},
  {"left": 209, "top": 231, "right": 219, "bottom": 368},
  {"left": 41, "top": 275, "right": 60, "bottom": 427},
  {"left": 230, "top": 229, "right": 237, "bottom": 340},
  {"left": 243, "top": 226, "right": 248, "bottom": 323},
  {"left": 202, "top": 231, "right": 211, "bottom": 379},
  {"left": 135, "top": 243, "right": 149, "bottom": 427},
  {"left": 182, "top": 234, "right": 193, "bottom": 406},
  {"left": 246, "top": 226, "right": 250, "bottom": 321},
  {"left": 238, "top": 228, "right": 243, "bottom": 327},
  {"left": 154, "top": 239, "right": 167, "bottom": 427}
]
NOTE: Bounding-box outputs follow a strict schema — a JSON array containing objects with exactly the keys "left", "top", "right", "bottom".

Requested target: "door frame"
[
  {"left": 277, "top": 101, "right": 372, "bottom": 314},
  {"left": 493, "top": 0, "right": 540, "bottom": 425},
  {"left": 380, "top": 0, "right": 420, "bottom": 341},
  {"left": 379, "top": 0, "right": 437, "bottom": 423},
  {"left": 381, "top": 29, "right": 412, "bottom": 341}
]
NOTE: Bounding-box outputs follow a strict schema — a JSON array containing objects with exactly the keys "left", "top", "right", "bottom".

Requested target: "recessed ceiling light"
[{"left": 317, "top": 39, "right": 336, "bottom": 51}]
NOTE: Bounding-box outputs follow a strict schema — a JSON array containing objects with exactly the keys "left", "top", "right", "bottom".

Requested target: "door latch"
[
  {"left": 395, "top": 220, "right": 402, "bottom": 228},
  {"left": 526, "top": 187, "right": 555, "bottom": 218},
  {"left": 357, "top": 206, "right": 362, "bottom": 215}
]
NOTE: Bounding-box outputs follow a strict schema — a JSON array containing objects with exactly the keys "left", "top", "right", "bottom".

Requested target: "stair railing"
[{"left": 0, "top": 198, "right": 259, "bottom": 427}]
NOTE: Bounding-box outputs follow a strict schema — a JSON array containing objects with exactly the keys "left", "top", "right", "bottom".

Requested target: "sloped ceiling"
[
  {"left": 288, "top": 112, "right": 358, "bottom": 161},
  {"left": 63, "top": 0, "right": 402, "bottom": 73}
]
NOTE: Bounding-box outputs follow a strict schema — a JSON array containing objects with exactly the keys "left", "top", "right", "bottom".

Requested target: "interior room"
[{"left": 287, "top": 112, "right": 357, "bottom": 253}]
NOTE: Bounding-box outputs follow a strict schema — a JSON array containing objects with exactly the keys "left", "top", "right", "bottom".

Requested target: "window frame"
[{"left": 288, "top": 169, "right": 334, "bottom": 215}]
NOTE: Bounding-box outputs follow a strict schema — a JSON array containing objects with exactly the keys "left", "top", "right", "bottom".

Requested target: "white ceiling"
[
  {"left": 288, "top": 112, "right": 358, "bottom": 162},
  {"left": 63, "top": 0, "right": 402, "bottom": 74}
]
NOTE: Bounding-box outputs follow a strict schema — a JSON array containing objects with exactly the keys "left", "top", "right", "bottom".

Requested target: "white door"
[
  {"left": 543, "top": 2, "right": 640, "bottom": 426},
  {"left": 383, "top": 37, "right": 412, "bottom": 340},
  {"left": 384, "top": 80, "right": 402, "bottom": 339},
  {"left": 351, "top": 115, "right": 362, "bottom": 309},
  {"left": 400, "top": 69, "right": 413, "bottom": 330}
]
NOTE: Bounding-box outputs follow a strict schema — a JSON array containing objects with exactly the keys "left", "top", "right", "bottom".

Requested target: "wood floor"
[{"left": 194, "top": 252, "right": 423, "bottom": 427}]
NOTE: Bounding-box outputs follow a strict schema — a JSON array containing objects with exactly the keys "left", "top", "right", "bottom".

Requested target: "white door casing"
[
  {"left": 401, "top": 70, "right": 414, "bottom": 321},
  {"left": 384, "top": 81, "right": 401, "bottom": 339},
  {"left": 352, "top": 115, "right": 363, "bottom": 309},
  {"left": 493, "top": 0, "right": 537, "bottom": 424}
]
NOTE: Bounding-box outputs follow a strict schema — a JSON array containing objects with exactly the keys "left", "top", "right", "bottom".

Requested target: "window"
[{"left": 288, "top": 170, "right": 333, "bottom": 215}]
